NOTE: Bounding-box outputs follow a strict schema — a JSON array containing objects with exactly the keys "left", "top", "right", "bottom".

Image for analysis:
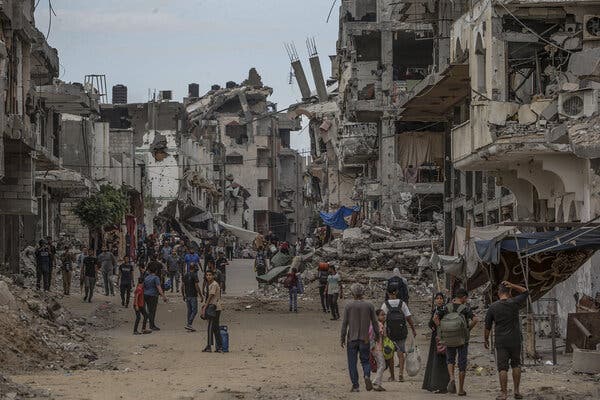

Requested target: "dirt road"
[{"left": 10, "top": 260, "right": 600, "bottom": 399}]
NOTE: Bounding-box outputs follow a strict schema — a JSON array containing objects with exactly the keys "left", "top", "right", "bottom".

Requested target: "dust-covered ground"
[{"left": 7, "top": 260, "right": 600, "bottom": 400}]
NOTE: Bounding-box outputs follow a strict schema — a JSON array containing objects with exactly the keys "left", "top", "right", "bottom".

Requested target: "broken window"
[
  {"left": 354, "top": 0, "right": 377, "bottom": 22},
  {"left": 475, "top": 171, "right": 483, "bottom": 202},
  {"left": 475, "top": 33, "right": 486, "bottom": 95},
  {"left": 257, "top": 148, "right": 271, "bottom": 167},
  {"left": 488, "top": 210, "right": 499, "bottom": 225},
  {"left": 257, "top": 179, "right": 270, "bottom": 197},
  {"left": 487, "top": 175, "right": 496, "bottom": 200},
  {"left": 225, "top": 153, "right": 243, "bottom": 165},
  {"left": 466, "top": 171, "right": 473, "bottom": 199},
  {"left": 393, "top": 31, "right": 433, "bottom": 81},
  {"left": 453, "top": 168, "right": 462, "bottom": 196},
  {"left": 225, "top": 122, "right": 248, "bottom": 145},
  {"left": 354, "top": 32, "right": 381, "bottom": 62}
]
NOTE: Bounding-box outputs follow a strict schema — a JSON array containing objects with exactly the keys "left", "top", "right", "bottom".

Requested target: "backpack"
[
  {"left": 318, "top": 270, "right": 329, "bottom": 285},
  {"left": 387, "top": 277, "right": 409, "bottom": 303},
  {"left": 385, "top": 300, "right": 408, "bottom": 341},
  {"left": 438, "top": 304, "right": 469, "bottom": 347},
  {"left": 383, "top": 337, "right": 395, "bottom": 360}
]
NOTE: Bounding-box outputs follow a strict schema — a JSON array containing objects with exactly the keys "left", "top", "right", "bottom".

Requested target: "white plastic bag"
[{"left": 405, "top": 342, "right": 422, "bottom": 377}]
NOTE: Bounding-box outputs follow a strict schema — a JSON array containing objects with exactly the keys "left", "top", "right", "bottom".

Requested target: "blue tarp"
[
  {"left": 319, "top": 206, "right": 361, "bottom": 230},
  {"left": 475, "top": 227, "right": 600, "bottom": 264}
]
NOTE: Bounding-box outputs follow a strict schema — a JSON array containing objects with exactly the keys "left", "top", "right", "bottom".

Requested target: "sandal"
[
  {"left": 458, "top": 391, "right": 467, "bottom": 396},
  {"left": 514, "top": 394, "right": 523, "bottom": 400},
  {"left": 496, "top": 394, "right": 507, "bottom": 400}
]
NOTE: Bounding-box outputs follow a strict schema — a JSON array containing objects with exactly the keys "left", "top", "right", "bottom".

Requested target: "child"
[
  {"left": 133, "top": 277, "right": 151, "bottom": 335},
  {"left": 370, "top": 309, "right": 387, "bottom": 392}
]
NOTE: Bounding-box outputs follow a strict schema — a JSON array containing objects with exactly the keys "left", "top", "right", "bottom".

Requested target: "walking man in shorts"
[{"left": 485, "top": 281, "right": 529, "bottom": 400}]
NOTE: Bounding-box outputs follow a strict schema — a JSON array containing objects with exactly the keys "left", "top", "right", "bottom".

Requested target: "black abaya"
[{"left": 422, "top": 309, "right": 450, "bottom": 392}]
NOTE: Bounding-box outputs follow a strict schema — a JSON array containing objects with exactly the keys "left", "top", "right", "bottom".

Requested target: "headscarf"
[
  {"left": 432, "top": 292, "right": 445, "bottom": 311},
  {"left": 392, "top": 267, "right": 401, "bottom": 277}
]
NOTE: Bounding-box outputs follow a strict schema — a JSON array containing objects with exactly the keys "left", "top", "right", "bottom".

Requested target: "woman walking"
[
  {"left": 422, "top": 292, "right": 450, "bottom": 393},
  {"left": 370, "top": 309, "right": 387, "bottom": 391},
  {"left": 284, "top": 267, "right": 299, "bottom": 312},
  {"left": 327, "top": 265, "right": 341, "bottom": 320}
]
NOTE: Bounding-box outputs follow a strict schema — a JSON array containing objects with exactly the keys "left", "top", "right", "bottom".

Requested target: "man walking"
[
  {"left": 82, "top": 249, "right": 99, "bottom": 303},
  {"left": 143, "top": 263, "right": 168, "bottom": 331},
  {"left": 60, "top": 246, "right": 75, "bottom": 295},
  {"left": 118, "top": 255, "right": 135, "bottom": 308},
  {"left": 317, "top": 263, "right": 329, "bottom": 313},
  {"left": 182, "top": 263, "right": 202, "bottom": 332},
  {"left": 98, "top": 247, "right": 117, "bottom": 296},
  {"left": 225, "top": 233, "right": 235, "bottom": 261},
  {"left": 485, "top": 281, "right": 529, "bottom": 400},
  {"left": 184, "top": 247, "right": 200, "bottom": 274},
  {"left": 35, "top": 240, "right": 54, "bottom": 291},
  {"left": 165, "top": 250, "right": 180, "bottom": 293},
  {"left": 340, "top": 283, "right": 379, "bottom": 393},
  {"left": 215, "top": 251, "right": 229, "bottom": 294},
  {"left": 435, "top": 288, "right": 478, "bottom": 396}
]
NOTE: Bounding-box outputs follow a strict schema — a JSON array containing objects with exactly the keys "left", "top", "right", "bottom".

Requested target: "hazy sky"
[{"left": 34, "top": 0, "right": 339, "bottom": 152}]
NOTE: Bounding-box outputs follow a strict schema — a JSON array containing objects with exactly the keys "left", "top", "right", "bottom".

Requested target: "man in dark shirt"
[
  {"left": 82, "top": 249, "right": 99, "bottom": 303},
  {"left": 35, "top": 240, "right": 54, "bottom": 291},
  {"left": 215, "top": 252, "right": 229, "bottom": 294},
  {"left": 485, "top": 281, "right": 528, "bottom": 400},
  {"left": 118, "top": 256, "right": 135, "bottom": 308},
  {"left": 182, "top": 263, "right": 202, "bottom": 331}
]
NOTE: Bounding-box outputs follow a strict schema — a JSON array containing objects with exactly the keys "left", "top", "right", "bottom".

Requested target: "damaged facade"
[
  {"left": 393, "top": 0, "right": 600, "bottom": 333},
  {"left": 183, "top": 70, "right": 309, "bottom": 241}
]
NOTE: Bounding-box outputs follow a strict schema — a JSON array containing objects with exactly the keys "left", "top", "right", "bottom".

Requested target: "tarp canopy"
[
  {"left": 475, "top": 226, "right": 600, "bottom": 264},
  {"left": 319, "top": 206, "right": 360, "bottom": 230},
  {"left": 217, "top": 221, "right": 259, "bottom": 244}
]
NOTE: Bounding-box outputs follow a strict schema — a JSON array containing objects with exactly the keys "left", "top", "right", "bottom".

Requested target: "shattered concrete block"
[
  {"left": 568, "top": 48, "right": 600, "bottom": 83},
  {"left": 562, "top": 82, "right": 580, "bottom": 92},
  {"left": 0, "top": 281, "right": 16, "bottom": 309},
  {"left": 370, "top": 238, "right": 435, "bottom": 250},
  {"left": 530, "top": 98, "right": 557, "bottom": 121},
  {"left": 545, "top": 123, "right": 569, "bottom": 144},
  {"left": 518, "top": 104, "right": 538, "bottom": 125},
  {"left": 488, "top": 101, "right": 519, "bottom": 126}
]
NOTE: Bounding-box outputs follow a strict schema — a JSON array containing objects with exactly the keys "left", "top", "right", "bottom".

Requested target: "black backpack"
[
  {"left": 318, "top": 270, "right": 329, "bottom": 285},
  {"left": 387, "top": 277, "right": 409, "bottom": 303},
  {"left": 385, "top": 300, "right": 408, "bottom": 341}
]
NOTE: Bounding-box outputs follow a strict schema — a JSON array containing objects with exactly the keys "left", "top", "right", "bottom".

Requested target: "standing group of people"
[{"left": 340, "top": 271, "right": 529, "bottom": 399}]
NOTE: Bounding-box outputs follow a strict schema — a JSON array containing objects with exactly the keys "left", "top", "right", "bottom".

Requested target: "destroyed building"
[
  {"left": 392, "top": 0, "right": 600, "bottom": 332},
  {"left": 183, "top": 70, "right": 309, "bottom": 241}
]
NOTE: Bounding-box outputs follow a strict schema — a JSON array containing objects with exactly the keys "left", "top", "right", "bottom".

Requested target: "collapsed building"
[
  {"left": 289, "top": 0, "right": 600, "bottom": 337},
  {"left": 181, "top": 70, "right": 309, "bottom": 241}
]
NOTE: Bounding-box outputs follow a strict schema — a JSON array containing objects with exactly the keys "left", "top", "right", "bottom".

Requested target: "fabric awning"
[{"left": 319, "top": 206, "right": 361, "bottom": 230}]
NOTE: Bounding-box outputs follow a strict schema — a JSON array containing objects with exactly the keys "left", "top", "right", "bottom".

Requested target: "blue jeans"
[
  {"left": 186, "top": 297, "right": 198, "bottom": 326},
  {"left": 347, "top": 340, "right": 371, "bottom": 388},
  {"left": 289, "top": 287, "right": 298, "bottom": 311}
]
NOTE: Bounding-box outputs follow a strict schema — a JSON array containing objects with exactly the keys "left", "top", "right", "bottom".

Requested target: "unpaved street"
[{"left": 10, "top": 260, "right": 600, "bottom": 400}]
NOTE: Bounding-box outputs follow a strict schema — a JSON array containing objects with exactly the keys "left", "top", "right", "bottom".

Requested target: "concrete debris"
[
  {"left": 567, "top": 114, "right": 600, "bottom": 159},
  {"left": 0, "top": 273, "right": 110, "bottom": 375},
  {"left": 149, "top": 132, "right": 169, "bottom": 161}
]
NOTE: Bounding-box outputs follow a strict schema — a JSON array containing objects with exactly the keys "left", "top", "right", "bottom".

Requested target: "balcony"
[{"left": 338, "top": 123, "right": 378, "bottom": 166}]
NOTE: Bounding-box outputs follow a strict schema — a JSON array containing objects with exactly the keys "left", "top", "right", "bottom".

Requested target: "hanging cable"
[{"left": 46, "top": 0, "right": 56, "bottom": 40}]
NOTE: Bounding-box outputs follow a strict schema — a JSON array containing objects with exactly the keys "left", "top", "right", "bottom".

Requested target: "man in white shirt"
[{"left": 381, "top": 289, "right": 417, "bottom": 382}]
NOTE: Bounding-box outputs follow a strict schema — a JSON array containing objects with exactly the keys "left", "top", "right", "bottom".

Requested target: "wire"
[
  {"left": 46, "top": 0, "right": 56, "bottom": 40},
  {"left": 497, "top": 1, "right": 573, "bottom": 54},
  {"left": 326, "top": 0, "right": 339, "bottom": 23}
]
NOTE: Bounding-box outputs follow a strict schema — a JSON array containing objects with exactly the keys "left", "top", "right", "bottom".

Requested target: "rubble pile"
[
  {"left": 0, "top": 275, "right": 99, "bottom": 374},
  {"left": 310, "top": 218, "right": 441, "bottom": 275}
]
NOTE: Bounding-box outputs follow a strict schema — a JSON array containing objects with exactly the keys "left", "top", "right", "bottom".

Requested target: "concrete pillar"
[
  {"left": 291, "top": 60, "right": 312, "bottom": 100},
  {"left": 381, "top": 30, "right": 393, "bottom": 94},
  {"left": 380, "top": 117, "right": 396, "bottom": 221},
  {"left": 309, "top": 56, "right": 328, "bottom": 102}
]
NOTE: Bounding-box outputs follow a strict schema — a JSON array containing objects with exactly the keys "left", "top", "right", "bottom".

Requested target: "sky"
[{"left": 34, "top": 0, "right": 339, "bottom": 152}]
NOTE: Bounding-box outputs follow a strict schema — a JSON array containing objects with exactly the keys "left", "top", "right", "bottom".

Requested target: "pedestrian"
[
  {"left": 182, "top": 263, "right": 203, "bottom": 332},
  {"left": 422, "top": 292, "right": 450, "bottom": 393},
  {"left": 82, "top": 249, "right": 99, "bottom": 303},
  {"left": 381, "top": 288, "right": 418, "bottom": 382},
  {"left": 434, "top": 288, "right": 478, "bottom": 396},
  {"left": 118, "top": 255, "right": 135, "bottom": 308},
  {"left": 317, "top": 262, "right": 330, "bottom": 313},
  {"left": 165, "top": 250, "right": 180, "bottom": 293},
  {"left": 284, "top": 267, "right": 299, "bottom": 313},
  {"left": 35, "top": 240, "right": 54, "bottom": 291},
  {"left": 369, "top": 309, "right": 387, "bottom": 392},
  {"left": 160, "top": 240, "right": 172, "bottom": 262},
  {"left": 97, "top": 246, "right": 117, "bottom": 296},
  {"left": 204, "top": 246, "right": 215, "bottom": 272},
  {"left": 340, "top": 283, "right": 379, "bottom": 393},
  {"left": 77, "top": 247, "right": 87, "bottom": 293},
  {"left": 184, "top": 247, "right": 200, "bottom": 274},
  {"left": 225, "top": 233, "right": 235, "bottom": 261},
  {"left": 327, "top": 265, "right": 341, "bottom": 320},
  {"left": 202, "top": 270, "right": 223, "bottom": 353},
  {"left": 215, "top": 251, "right": 229, "bottom": 294},
  {"left": 143, "top": 262, "right": 168, "bottom": 331},
  {"left": 385, "top": 267, "right": 409, "bottom": 303},
  {"left": 60, "top": 246, "right": 75, "bottom": 295},
  {"left": 133, "top": 277, "right": 151, "bottom": 335},
  {"left": 254, "top": 245, "right": 267, "bottom": 277},
  {"left": 147, "top": 254, "right": 165, "bottom": 286},
  {"left": 484, "top": 281, "right": 529, "bottom": 400}
]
